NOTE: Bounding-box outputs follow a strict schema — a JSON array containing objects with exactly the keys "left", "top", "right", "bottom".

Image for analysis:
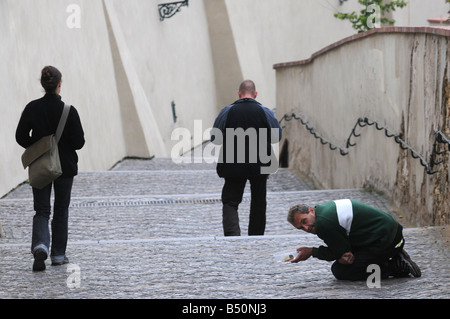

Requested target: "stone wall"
[{"left": 274, "top": 27, "right": 450, "bottom": 226}]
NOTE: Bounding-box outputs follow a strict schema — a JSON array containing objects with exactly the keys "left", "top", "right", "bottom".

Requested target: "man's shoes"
[
  {"left": 32, "top": 248, "right": 48, "bottom": 272},
  {"left": 51, "top": 256, "right": 69, "bottom": 266},
  {"left": 392, "top": 249, "right": 421, "bottom": 278}
]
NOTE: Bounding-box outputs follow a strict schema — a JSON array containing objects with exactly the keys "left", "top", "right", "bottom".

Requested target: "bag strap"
[{"left": 55, "top": 104, "right": 70, "bottom": 143}]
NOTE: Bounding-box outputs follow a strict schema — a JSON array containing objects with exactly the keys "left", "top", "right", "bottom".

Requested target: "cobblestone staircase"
[{"left": 0, "top": 156, "right": 448, "bottom": 299}]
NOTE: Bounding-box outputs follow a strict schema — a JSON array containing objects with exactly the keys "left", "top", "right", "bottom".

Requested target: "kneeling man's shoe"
[{"left": 397, "top": 249, "right": 421, "bottom": 278}]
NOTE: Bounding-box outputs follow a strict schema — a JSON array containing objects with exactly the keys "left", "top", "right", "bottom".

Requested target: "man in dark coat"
[{"left": 212, "top": 80, "right": 282, "bottom": 236}]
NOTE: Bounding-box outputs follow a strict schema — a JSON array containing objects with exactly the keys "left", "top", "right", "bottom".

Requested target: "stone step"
[
  {"left": 0, "top": 188, "right": 392, "bottom": 242},
  {"left": 5, "top": 167, "right": 315, "bottom": 199},
  {"left": 0, "top": 158, "right": 448, "bottom": 299},
  {"left": 0, "top": 227, "right": 447, "bottom": 299},
  {"left": 1, "top": 158, "right": 395, "bottom": 242}
]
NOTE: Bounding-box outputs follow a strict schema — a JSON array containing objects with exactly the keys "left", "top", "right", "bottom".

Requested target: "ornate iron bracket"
[{"left": 158, "top": 0, "right": 189, "bottom": 21}]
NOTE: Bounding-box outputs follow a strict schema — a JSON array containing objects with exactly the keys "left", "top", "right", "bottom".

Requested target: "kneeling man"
[{"left": 287, "top": 199, "right": 421, "bottom": 280}]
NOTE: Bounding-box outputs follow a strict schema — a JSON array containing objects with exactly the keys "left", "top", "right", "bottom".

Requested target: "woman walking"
[{"left": 16, "top": 66, "right": 85, "bottom": 271}]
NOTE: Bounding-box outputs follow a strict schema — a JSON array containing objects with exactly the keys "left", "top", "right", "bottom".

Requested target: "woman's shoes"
[
  {"left": 32, "top": 249, "right": 69, "bottom": 271},
  {"left": 32, "top": 248, "right": 48, "bottom": 272},
  {"left": 51, "top": 256, "right": 69, "bottom": 266}
]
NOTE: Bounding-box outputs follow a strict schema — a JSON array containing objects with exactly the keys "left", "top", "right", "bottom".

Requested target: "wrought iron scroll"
[
  {"left": 158, "top": 0, "right": 189, "bottom": 21},
  {"left": 279, "top": 113, "right": 349, "bottom": 156},
  {"left": 279, "top": 113, "right": 450, "bottom": 175}
]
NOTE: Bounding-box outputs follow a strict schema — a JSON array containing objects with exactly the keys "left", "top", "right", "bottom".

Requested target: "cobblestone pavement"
[{"left": 0, "top": 157, "right": 448, "bottom": 300}]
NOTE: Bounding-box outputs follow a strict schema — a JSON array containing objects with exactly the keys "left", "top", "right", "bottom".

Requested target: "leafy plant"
[
  {"left": 334, "top": 0, "right": 407, "bottom": 33},
  {"left": 447, "top": 0, "right": 450, "bottom": 16}
]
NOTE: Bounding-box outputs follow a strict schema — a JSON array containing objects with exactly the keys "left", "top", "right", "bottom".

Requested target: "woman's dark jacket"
[{"left": 15, "top": 93, "right": 85, "bottom": 178}]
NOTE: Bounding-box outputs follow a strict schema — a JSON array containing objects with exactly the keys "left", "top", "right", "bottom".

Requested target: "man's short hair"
[
  {"left": 287, "top": 204, "right": 311, "bottom": 224},
  {"left": 239, "top": 80, "right": 256, "bottom": 95}
]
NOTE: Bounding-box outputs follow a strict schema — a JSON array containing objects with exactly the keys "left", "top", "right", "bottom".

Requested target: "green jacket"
[{"left": 311, "top": 199, "right": 399, "bottom": 261}]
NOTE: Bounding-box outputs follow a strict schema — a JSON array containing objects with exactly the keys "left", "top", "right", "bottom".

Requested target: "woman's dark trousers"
[{"left": 31, "top": 176, "right": 73, "bottom": 263}]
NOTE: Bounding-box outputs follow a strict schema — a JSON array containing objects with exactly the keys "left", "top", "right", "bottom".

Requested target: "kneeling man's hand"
[
  {"left": 338, "top": 252, "right": 354, "bottom": 265},
  {"left": 291, "top": 247, "right": 312, "bottom": 263}
]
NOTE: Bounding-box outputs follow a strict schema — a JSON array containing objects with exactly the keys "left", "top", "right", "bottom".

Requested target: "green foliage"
[
  {"left": 445, "top": 0, "right": 449, "bottom": 21},
  {"left": 334, "top": 0, "right": 407, "bottom": 33}
]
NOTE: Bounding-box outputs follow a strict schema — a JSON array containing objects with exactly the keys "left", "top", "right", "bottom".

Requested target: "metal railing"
[{"left": 279, "top": 112, "right": 450, "bottom": 175}]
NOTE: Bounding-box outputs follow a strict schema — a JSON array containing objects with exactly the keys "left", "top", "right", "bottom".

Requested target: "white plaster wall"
[
  {"left": 395, "top": 0, "right": 450, "bottom": 26},
  {"left": 0, "top": 0, "right": 220, "bottom": 197},
  {"left": 106, "top": 0, "right": 218, "bottom": 156},
  {"left": 0, "top": 0, "right": 126, "bottom": 197},
  {"left": 223, "top": 0, "right": 449, "bottom": 109},
  {"left": 224, "top": 0, "right": 359, "bottom": 109},
  {"left": 201, "top": 0, "right": 449, "bottom": 127}
]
